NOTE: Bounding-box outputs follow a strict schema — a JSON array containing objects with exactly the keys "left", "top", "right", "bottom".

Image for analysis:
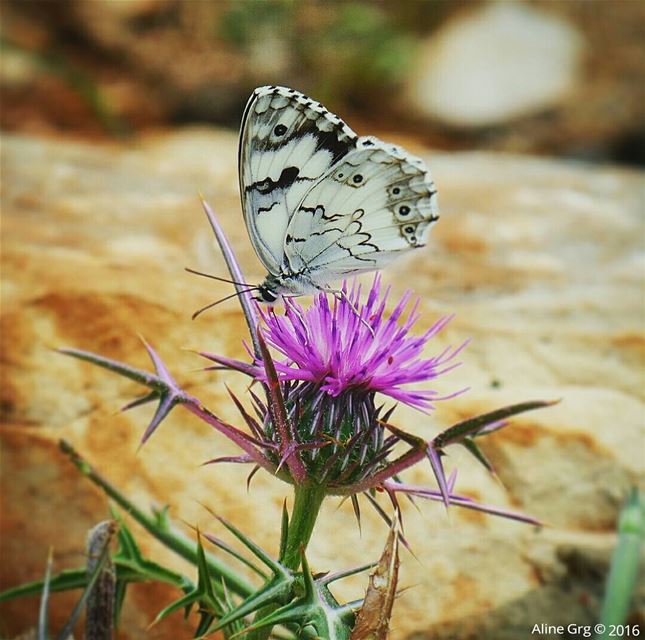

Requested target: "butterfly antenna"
[
  {"left": 185, "top": 267, "right": 254, "bottom": 288},
  {"left": 192, "top": 289, "right": 258, "bottom": 320}
]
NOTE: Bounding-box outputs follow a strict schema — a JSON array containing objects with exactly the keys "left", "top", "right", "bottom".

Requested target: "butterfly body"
[
  {"left": 256, "top": 272, "right": 320, "bottom": 304},
  {"left": 239, "top": 85, "right": 440, "bottom": 303}
]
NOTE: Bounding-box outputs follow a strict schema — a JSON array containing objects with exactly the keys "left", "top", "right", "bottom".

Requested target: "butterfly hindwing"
[
  {"left": 239, "top": 86, "right": 358, "bottom": 274},
  {"left": 283, "top": 136, "right": 439, "bottom": 284}
]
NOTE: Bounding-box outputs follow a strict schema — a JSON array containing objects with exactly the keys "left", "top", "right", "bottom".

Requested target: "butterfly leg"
[
  {"left": 281, "top": 294, "right": 310, "bottom": 328},
  {"left": 325, "top": 288, "right": 375, "bottom": 337}
]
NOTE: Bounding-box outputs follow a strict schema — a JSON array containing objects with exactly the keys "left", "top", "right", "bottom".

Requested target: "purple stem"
[
  {"left": 183, "top": 402, "right": 276, "bottom": 474},
  {"left": 384, "top": 480, "right": 542, "bottom": 526},
  {"left": 200, "top": 197, "right": 260, "bottom": 358},
  {"left": 256, "top": 332, "right": 308, "bottom": 484}
]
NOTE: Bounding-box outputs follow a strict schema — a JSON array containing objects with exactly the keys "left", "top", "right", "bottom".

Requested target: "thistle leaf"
[
  {"left": 433, "top": 399, "right": 558, "bottom": 449},
  {"left": 148, "top": 532, "right": 225, "bottom": 630},
  {"left": 238, "top": 548, "right": 355, "bottom": 640},
  {"left": 279, "top": 500, "right": 289, "bottom": 563}
]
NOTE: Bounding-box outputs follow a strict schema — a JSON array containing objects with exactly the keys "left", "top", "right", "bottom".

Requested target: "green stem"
[
  {"left": 58, "top": 439, "right": 254, "bottom": 599},
  {"left": 247, "top": 483, "right": 327, "bottom": 640},
  {"left": 282, "top": 483, "right": 327, "bottom": 570}
]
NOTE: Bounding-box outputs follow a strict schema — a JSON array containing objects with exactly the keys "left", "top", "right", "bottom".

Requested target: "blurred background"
[{"left": 2, "top": 0, "right": 644, "bottom": 165}]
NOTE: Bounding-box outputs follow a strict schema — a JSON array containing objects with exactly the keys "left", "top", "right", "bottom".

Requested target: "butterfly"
[{"left": 240, "top": 85, "right": 440, "bottom": 304}]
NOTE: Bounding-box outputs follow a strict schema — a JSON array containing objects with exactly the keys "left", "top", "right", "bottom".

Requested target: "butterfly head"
[{"left": 256, "top": 275, "right": 282, "bottom": 305}]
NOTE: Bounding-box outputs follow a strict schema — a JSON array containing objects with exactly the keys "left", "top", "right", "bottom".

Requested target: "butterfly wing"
[
  {"left": 239, "top": 86, "right": 357, "bottom": 275},
  {"left": 283, "top": 136, "right": 439, "bottom": 284}
]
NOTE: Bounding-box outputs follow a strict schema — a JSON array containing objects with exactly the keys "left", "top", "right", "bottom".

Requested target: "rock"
[
  {"left": 407, "top": 2, "right": 585, "bottom": 128},
  {"left": 1, "top": 131, "right": 643, "bottom": 638}
]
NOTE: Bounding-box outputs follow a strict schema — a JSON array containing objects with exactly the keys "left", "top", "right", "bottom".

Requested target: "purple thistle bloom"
[
  {"left": 202, "top": 274, "right": 468, "bottom": 491},
  {"left": 247, "top": 276, "right": 467, "bottom": 411}
]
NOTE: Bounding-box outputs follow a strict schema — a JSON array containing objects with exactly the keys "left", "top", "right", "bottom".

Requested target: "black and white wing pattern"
[
  {"left": 239, "top": 85, "right": 439, "bottom": 301},
  {"left": 239, "top": 85, "right": 357, "bottom": 275},
  {"left": 284, "top": 137, "right": 438, "bottom": 284}
]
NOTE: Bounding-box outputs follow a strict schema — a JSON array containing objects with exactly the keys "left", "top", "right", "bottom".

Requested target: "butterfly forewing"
[{"left": 239, "top": 86, "right": 357, "bottom": 274}]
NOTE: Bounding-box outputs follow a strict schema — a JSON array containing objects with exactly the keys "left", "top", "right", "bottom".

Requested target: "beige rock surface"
[{"left": 1, "top": 130, "right": 643, "bottom": 638}]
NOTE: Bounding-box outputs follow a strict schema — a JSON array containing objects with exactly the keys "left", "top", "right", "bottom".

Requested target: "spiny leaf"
[
  {"left": 59, "top": 441, "right": 255, "bottom": 598},
  {"left": 200, "top": 531, "right": 268, "bottom": 580},
  {"left": 201, "top": 505, "right": 285, "bottom": 574},
  {"left": 110, "top": 508, "right": 193, "bottom": 623},
  {"left": 279, "top": 500, "right": 289, "bottom": 562},
  {"left": 433, "top": 399, "right": 558, "bottom": 449},
  {"left": 149, "top": 532, "right": 225, "bottom": 630},
  {"left": 461, "top": 437, "right": 495, "bottom": 474},
  {"left": 210, "top": 574, "right": 295, "bottom": 633},
  {"left": 235, "top": 548, "right": 354, "bottom": 640}
]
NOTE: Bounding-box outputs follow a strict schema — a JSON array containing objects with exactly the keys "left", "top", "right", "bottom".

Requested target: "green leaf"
[
  {"left": 279, "top": 501, "right": 289, "bottom": 563},
  {"left": 434, "top": 400, "right": 558, "bottom": 449},
  {"left": 58, "top": 440, "right": 255, "bottom": 598},
  {"left": 112, "top": 512, "right": 191, "bottom": 590},
  {"left": 461, "top": 437, "right": 495, "bottom": 474},
  {"left": 241, "top": 548, "right": 354, "bottom": 640},
  {"left": 211, "top": 574, "right": 294, "bottom": 633},
  {"left": 0, "top": 568, "right": 88, "bottom": 602},
  {"left": 149, "top": 533, "right": 225, "bottom": 633}
]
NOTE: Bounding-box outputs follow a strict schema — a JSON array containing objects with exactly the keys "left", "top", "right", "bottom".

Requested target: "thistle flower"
[
  {"left": 259, "top": 278, "right": 466, "bottom": 410},
  {"left": 201, "top": 276, "right": 466, "bottom": 495}
]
